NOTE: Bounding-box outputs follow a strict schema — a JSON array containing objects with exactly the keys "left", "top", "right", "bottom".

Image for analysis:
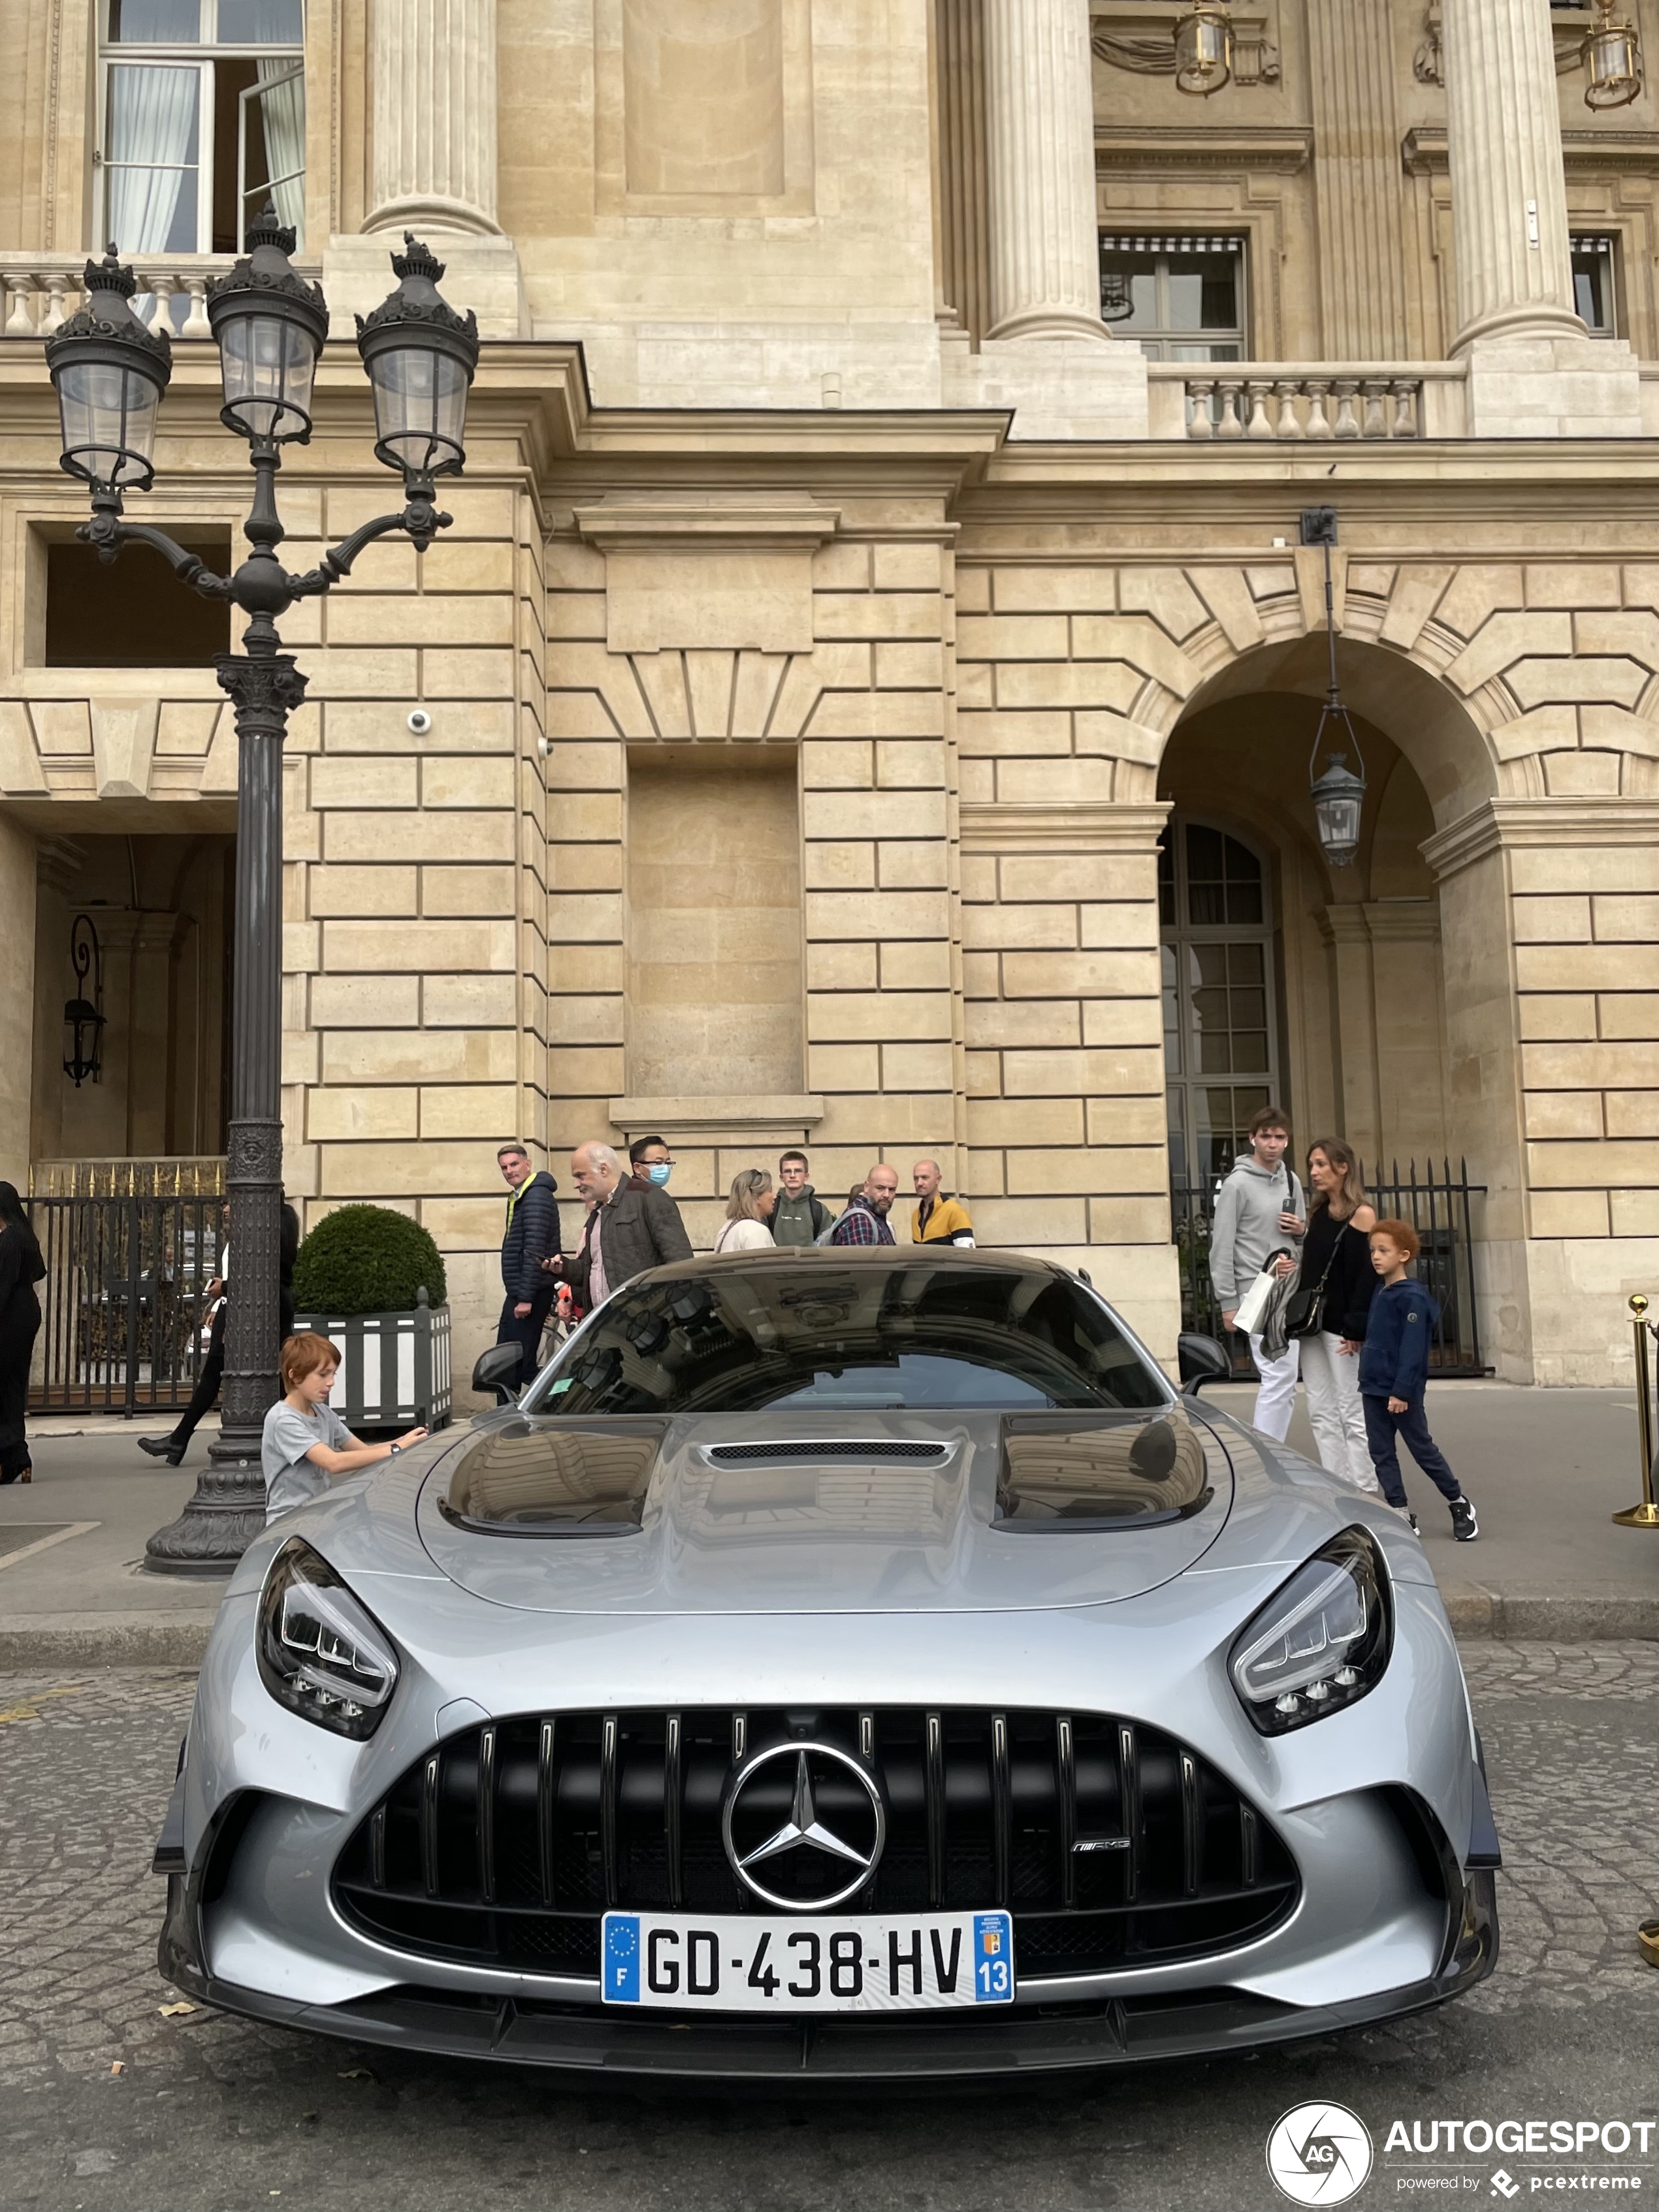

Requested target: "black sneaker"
[{"left": 1449, "top": 1495, "right": 1478, "bottom": 1542}]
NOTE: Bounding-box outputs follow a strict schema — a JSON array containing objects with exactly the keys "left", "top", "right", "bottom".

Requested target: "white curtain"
[
  {"left": 253, "top": 61, "right": 306, "bottom": 238},
  {"left": 106, "top": 64, "right": 199, "bottom": 254}
]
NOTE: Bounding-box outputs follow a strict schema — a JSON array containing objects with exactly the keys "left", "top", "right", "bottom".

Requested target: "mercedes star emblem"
[{"left": 721, "top": 1742, "right": 886, "bottom": 1910}]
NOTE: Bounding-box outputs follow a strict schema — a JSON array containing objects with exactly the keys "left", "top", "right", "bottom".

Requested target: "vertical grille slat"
[
  {"left": 991, "top": 1713, "right": 1010, "bottom": 1908},
  {"left": 476, "top": 1724, "right": 497, "bottom": 1904},
  {"left": 924, "top": 1712, "right": 946, "bottom": 1908},
  {"left": 599, "top": 1714, "right": 620, "bottom": 1909},
  {"left": 420, "top": 1752, "right": 440, "bottom": 1897},
  {"left": 664, "top": 1713, "right": 683, "bottom": 1910},
  {"left": 1179, "top": 1750, "right": 1200, "bottom": 1896},
  {"left": 1056, "top": 1716, "right": 1077, "bottom": 1910},
  {"left": 536, "top": 1719, "right": 556, "bottom": 1908},
  {"left": 1118, "top": 1721, "right": 1140, "bottom": 1903},
  {"left": 338, "top": 1706, "right": 1298, "bottom": 1983}
]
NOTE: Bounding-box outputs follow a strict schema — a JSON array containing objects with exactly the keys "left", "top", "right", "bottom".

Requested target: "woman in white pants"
[{"left": 1296, "top": 1139, "right": 1380, "bottom": 1493}]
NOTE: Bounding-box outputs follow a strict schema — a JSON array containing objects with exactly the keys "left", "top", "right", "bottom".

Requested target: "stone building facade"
[{"left": 1, "top": 0, "right": 1656, "bottom": 1388}]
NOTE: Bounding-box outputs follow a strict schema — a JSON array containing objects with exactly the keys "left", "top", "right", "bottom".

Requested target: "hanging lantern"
[
  {"left": 1101, "top": 267, "right": 1134, "bottom": 323},
  {"left": 1174, "top": 2, "right": 1234, "bottom": 96},
  {"left": 1300, "top": 507, "right": 1368, "bottom": 870},
  {"left": 62, "top": 913, "right": 106, "bottom": 1088},
  {"left": 1310, "top": 755, "right": 1368, "bottom": 869},
  {"left": 1583, "top": 0, "right": 1641, "bottom": 108}
]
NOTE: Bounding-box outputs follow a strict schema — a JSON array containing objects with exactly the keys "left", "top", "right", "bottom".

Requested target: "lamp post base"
[
  {"left": 142, "top": 1427, "right": 268, "bottom": 1576},
  {"left": 1612, "top": 1500, "right": 1659, "bottom": 1529}
]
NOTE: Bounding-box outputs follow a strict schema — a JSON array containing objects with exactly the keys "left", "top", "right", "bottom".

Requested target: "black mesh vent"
[
  {"left": 703, "top": 1441, "right": 951, "bottom": 1463},
  {"left": 332, "top": 1708, "right": 1298, "bottom": 1985}
]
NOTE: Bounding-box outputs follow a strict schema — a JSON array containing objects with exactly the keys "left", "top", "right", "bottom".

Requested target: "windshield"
[{"left": 520, "top": 1260, "right": 1168, "bottom": 1417}]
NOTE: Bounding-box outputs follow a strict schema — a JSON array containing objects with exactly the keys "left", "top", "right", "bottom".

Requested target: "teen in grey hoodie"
[{"left": 1208, "top": 1107, "right": 1306, "bottom": 1441}]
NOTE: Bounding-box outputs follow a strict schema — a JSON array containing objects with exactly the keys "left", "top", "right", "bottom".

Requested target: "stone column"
[
  {"left": 982, "top": 0, "right": 1108, "bottom": 342},
  {"left": 1442, "top": 0, "right": 1580, "bottom": 350},
  {"left": 364, "top": 0, "right": 502, "bottom": 238}
]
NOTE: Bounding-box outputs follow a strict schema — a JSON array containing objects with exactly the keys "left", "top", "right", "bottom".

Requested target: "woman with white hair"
[{"left": 715, "top": 1169, "right": 777, "bottom": 1253}]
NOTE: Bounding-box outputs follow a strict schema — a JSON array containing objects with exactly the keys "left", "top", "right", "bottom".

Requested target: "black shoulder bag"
[{"left": 1283, "top": 1220, "right": 1351, "bottom": 1342}]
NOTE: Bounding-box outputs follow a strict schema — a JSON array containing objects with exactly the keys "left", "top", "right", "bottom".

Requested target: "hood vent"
[{"left": 703, "top": 1439, "right": 952, "bottom": 1465}]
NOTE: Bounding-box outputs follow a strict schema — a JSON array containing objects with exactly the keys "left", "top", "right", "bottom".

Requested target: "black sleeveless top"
[{"left": 1300, "top": 1205, "right": 1378, "bottom": 1341}]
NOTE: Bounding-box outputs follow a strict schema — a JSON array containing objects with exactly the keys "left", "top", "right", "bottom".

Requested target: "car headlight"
[
  {"left": 1229, "top": 1528, "right": 1391, "bottom": 1734},
  {"left": 256, "top": 1537, "right": 399, "bottom": 1740}
]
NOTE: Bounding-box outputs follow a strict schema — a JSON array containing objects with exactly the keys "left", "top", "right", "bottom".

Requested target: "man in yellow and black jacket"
[{"left": 910, "top": 1159, "right": 974, "bottom": 1246}]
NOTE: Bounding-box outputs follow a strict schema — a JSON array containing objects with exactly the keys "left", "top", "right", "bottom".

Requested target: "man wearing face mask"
[{"left": 627, "top": 1135, "right": 675, "bottom": 1194}]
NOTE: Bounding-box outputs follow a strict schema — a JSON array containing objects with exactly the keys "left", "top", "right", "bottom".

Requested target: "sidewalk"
[{"left": 0, "top": 1384, "right": 1653, "bottom": 1668}]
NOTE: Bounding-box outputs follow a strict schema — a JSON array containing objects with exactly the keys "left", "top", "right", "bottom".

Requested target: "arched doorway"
[{"left": 1158, "top": 633, "right": 1507, "bottom": 1374}]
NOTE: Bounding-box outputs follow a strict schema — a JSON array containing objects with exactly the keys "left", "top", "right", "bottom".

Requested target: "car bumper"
[{"left": 159, "top": 1866, "right": 1496, "bottom": 2083}]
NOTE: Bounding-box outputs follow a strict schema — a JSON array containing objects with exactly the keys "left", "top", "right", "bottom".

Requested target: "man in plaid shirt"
[{"left": 829, "top": 1164, "right": 899, "bottom": 1245}]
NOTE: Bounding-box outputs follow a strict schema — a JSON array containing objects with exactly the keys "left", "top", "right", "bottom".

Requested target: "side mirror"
[
  {"left": 472, "top": 1341, "right": 523, "bottom": 1407},
  {"left": 1178, "top": 1331, "right": 1232, "bottom": 1393}
]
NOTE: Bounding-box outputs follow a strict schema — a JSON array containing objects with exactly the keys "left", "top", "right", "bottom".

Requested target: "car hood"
[{"left": 411, "top": 1405, "right": 1236, "bottom": 1616}]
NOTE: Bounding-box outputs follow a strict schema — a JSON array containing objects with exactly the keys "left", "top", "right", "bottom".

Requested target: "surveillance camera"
[{"left": 407, "top": 708, "right": 432, "bottom": 736}]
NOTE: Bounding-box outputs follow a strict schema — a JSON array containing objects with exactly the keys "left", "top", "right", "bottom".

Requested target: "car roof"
[{"left": 634, "top": 1246, "right": 1073, "bottom": 1286}]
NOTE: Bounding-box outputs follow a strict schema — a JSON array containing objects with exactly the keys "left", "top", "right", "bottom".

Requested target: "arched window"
[{"left": 1159, "top": 819, "right": 1281, "bottom": 1188}]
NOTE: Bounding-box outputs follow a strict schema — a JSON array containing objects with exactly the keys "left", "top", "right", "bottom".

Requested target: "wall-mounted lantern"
[
  {"left": 1582, "top": 0, "right": 1642, "bottom": 108},
  {"left": 1174, "top": 1, "right": 1234, "bottom": 95},
  {"left": 62, "top": 912, "right": 105, "bottom": 1087}
]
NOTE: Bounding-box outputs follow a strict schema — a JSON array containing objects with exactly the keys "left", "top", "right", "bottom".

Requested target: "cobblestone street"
[{"left": 1, "top": 1646, "right": 1655, "bottom": 2212}]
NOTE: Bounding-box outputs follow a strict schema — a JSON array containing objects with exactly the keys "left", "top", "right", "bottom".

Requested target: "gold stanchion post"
[{"left": 1615, "top": 1293, "right": 1659, "bottom": 1529}]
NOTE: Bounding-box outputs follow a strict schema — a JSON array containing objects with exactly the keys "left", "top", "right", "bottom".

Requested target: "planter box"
[{"left": 293, "top": 1293, "right": 452, "bottom": 1431}]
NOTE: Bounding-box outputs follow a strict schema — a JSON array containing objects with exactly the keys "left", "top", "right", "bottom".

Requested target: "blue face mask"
[{"left": 647, "top": 1162, "right": 673, "bottom": 1188}]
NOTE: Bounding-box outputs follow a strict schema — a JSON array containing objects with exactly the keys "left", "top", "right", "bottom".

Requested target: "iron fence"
[
  {"left": 26, "top": 1194, "right": 229, "bottom": 1416},
  {"left": 1172, "top": 1157, "right": 1488, "bottom": 1378}
]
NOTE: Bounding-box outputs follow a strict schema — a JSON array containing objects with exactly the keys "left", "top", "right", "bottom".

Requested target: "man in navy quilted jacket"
[
  {"left": 495, "top": 1142, "right": 561, "bottom": 1382},
  {"left": 1359, "top": 1218, "right": 1477, "bottom": 1542}
]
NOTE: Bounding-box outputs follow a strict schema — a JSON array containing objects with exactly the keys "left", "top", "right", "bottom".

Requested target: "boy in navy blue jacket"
[{"left": 1360, "top": 1220, "right": 1478, "bottom": 1542}]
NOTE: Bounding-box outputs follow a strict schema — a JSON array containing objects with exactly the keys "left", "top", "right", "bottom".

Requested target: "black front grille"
[{"left": 333, "top": 1709, "right": 1298, "bottom": 1985}]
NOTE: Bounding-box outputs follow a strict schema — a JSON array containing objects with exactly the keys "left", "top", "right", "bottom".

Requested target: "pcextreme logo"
[{"left": 1267, "top": 2102, "right": 1377, "bottom": 2205}]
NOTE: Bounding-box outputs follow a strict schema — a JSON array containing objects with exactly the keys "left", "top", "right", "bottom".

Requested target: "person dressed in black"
[
  {"left": 0, "top": 1183, "right": 46, "bottom": 1486},
  {"left": 494, "top": 1142, "right": 561, "bottom": 1380},
  {"left": 1295, "top": 1137, "right": 1380, "bottom": 1494},
  {"left": 138, "top": 1197, "right": 300, "bottom": 1468}
]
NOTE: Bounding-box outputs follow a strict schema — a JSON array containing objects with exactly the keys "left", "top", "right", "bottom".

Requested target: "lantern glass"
[
  {"left": 216, "top": 306, "right": 319, "bottom": 443},
  {"left": 1175, "top": 7, "right": 1232, "bottom": 95},
  {"left": 1310, "top": 755, "right": 1367, "bottom": 868},
  {"left": 1584, "top": 20, "right": 1641, "bottom": 108},
  {"left": 366, "top": 342, "right": 471, "bottom": 478},
  {"left": 54, "top": 357, "right": 162, "bottom": 489}
]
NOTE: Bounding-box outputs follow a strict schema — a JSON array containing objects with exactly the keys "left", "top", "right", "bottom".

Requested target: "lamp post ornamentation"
[{"left": 44, "top": 214, "right": 479, "bottom": 1575}]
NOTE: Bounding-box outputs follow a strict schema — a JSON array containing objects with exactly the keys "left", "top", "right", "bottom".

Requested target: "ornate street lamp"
[
  {"left": 1174, "top": 1, "right": 1233, "bottom": 95},
  {"left": 44, "top": 212, "right": 479, "bottom": 1574},
  {"left": 61, "top": 913, "right": 106, "bottom": 1088},
  {"left": 1581, "top": 0, "right": 1642, "bottom": 109},
  {"left": 1300, "top": 507, "right": 1367, "bottom": 870}
]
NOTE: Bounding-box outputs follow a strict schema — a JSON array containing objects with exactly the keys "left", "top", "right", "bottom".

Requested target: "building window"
[
  {"left": 99, "top": 1, "right": 305, "bottom": 260},
  {"left": 1098, "top": 234, "right": 1246, "bottom": 361},
  {"left": 1159, "top": 819, "right": 1281, "bottom": 1187},
  {"left": 1570, "top": 234, "right": 1618, "bottom": 336},
  {"left": 43, "top": 532, "right": 233, "bottom": 666}
]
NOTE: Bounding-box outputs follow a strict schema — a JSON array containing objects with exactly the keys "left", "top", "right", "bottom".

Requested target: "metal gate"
[
  {"left": 26, "top": 1194, "right": 229, "bottom": 1416},
  {"left": 1172, "top": 1157, "right": 1488, "bottom": 1378}
]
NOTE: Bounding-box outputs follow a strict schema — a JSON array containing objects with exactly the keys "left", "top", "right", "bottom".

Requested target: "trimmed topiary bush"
[{"left": 292, "top": 1204, "right": 447, "bottom": 1317}]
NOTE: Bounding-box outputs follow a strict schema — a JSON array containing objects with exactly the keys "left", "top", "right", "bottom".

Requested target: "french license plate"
[{"left": 602, "top": 1909, "right": 1014, "bottom": 2012}]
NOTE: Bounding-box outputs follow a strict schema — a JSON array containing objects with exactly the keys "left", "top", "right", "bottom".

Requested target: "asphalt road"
[{"left": 1, "top": 1644, "right": 1655, "bottom": 2212}]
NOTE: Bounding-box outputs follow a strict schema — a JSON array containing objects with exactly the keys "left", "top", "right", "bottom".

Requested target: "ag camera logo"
[{"left": 1266, "top": 2102, "right": 1376, "bottom": 2205}]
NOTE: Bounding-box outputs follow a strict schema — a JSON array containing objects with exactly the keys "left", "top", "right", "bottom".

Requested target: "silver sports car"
[{"left": 155, "top": 1248, "right": 1499, "bottom": 2081}]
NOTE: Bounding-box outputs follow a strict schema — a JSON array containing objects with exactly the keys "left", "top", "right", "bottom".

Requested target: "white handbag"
[{"left": 1232, "top": 1250, "right": 1293, "bottom": 1336}]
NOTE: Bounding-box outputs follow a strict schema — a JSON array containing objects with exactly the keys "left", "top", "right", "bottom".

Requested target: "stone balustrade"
[
  {"left": 0, "top": 254, "right": 283, "bottom": 341},
  {"left": 1147, "top": 362, "right": 1471, "bottom": 441}
]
